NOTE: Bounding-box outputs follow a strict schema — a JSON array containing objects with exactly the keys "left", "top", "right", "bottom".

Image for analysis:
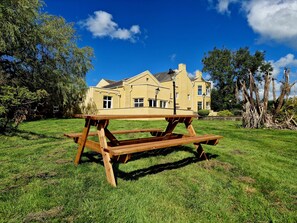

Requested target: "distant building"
[{"left": 84, "top": 63, "right": 211, "bottom": 115}]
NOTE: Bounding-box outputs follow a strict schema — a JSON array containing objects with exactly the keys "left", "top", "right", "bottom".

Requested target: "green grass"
[{"left": 0, "top": 119, "right": 296, "bottom": 223}]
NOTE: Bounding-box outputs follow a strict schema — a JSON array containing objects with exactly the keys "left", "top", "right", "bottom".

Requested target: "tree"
[
  {"left": 0, "top": 0, "right": 93, "bottom": 130},
  {"left": 241, "top": 67, "right": 296, "bottom": 129},
  {"left": 202, "top": 47, "right": 268, "bottom": 111},
  {"left": 202, "top": 47, "right": 235, "bottom": 110}
]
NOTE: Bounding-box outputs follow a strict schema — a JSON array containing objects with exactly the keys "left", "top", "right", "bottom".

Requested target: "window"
[
  {"left": 198, "top": 85, "right": 202, "bottom": 95},
  {"left": 198, "top": 101, "right": 202, "bottom": 110},
  {"left": 148, "top": 99, "right": 157, "bottom": 107},
  {"left": 103, "top": 96, "right": 112, "bottom": 109},
  {"left": 206, "top": 87, "right": 210, "bottom": 95},
  {"left": 206, "top": 102, "right": 210, "bottom": 109},
  {"left": 160, "top": 100, "right": 167, "bottom": 108},
  {"left": 134, "top": 98, "right": 144, "bottom": 107}
]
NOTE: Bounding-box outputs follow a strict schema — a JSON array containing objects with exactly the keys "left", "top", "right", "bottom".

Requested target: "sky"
[{"left": 43, "top": 0, "right": 297, "bottom": 95}]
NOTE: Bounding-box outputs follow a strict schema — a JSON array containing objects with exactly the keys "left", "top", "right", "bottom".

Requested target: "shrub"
[
  {"left": 231, "top": 109, "right": 243, "bottom": 116},
  {"left": 217, "top": 110, "right": 234, "bottom": 116},
  {"left": 198, "top": 109, "right": 210, "bottom": 117}
]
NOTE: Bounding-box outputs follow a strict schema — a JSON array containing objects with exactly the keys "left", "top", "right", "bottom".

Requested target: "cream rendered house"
[{"left": 84, "top": 63, "right": 211, "bottom": 115}]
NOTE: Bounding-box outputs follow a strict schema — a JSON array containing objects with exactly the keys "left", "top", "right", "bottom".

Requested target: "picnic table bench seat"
[{"left": 106, "top": 134, "right": 222, "bottom": 156}]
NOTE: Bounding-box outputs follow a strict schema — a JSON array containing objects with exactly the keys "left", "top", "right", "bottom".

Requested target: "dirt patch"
[
  {"left": 200, "top": 160, "right": 234, "bottom": 171},
  {"left": 24, "top": 206, "right": 64, "bottom": 222},
  {"left": 36, "top": 171, "right": 58, "bottom": 179},
  {"left": 55, "top": 159, "right": 72, "bottom": 164},
  {"left": 237, "top": 176, "right": 256, "bottom": 184},
  {"left": 11, "top": 171, "right": 58, "bottom": 187},
  {"left": 244, "top": 186, "right": 257, "bottom": 194},
  {"left": 231, "top": 149, "right": 246, "bottom": 155}
]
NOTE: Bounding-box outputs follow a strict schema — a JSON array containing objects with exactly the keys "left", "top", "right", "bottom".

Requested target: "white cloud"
[
  {"left": 80, "top": 11, "right": 141, "bottom": 42},
  {"left": 243, "top": 0, "right": 297, "bottom": 47},
  {"left": 269, "top": 54, "right": 297, "bottom": 78},
  {"left": 267, "top": 54, "right": 297, "bottom": 98},
  {"left": 208, "top": 0, "right": 297, "bottom": 48},
  {"left": 216, "top": 0, "right": 238, "bottom": 14},
  {"left": 207, "top": 0, "right": 238, "bottom": 14}
]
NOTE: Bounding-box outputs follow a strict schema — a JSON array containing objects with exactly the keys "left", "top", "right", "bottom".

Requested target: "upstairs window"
[
  {"left": 198, "top": 85, "right": 202, "bottom": 95},
  {"left": 103, "top": 96, "right": 112, "bottom": 109},
  {"left": 134, "top": 98, "right": 144, "bottom": 107}
]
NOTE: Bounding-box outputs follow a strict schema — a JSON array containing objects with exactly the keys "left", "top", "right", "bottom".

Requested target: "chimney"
[
  {"left": 195, "top": 70, "right": 202, "bottom": 80},
  {"left": 178, "top": 63, "right": 186, "bottom": 71}
]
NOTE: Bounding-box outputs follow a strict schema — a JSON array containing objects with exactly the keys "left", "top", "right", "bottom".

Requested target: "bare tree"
[{"left": 242, "top": 67, "right": 297, "bottom": 129}]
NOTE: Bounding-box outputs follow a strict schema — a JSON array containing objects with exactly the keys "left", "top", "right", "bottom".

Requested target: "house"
[{"left": 83, "top": 63, "right": 211, "bottom": 115}]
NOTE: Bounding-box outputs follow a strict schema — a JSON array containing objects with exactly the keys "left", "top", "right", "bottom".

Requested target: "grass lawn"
[{"left": 0, "top": 118, "right": 296, "bottom": 223}]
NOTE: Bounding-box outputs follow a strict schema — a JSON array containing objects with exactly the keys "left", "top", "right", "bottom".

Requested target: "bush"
[
  {"left": 231, "top": 109, "right": 243, "bottom": 116},
  {"left": 217, "top": 110, "right": 234, "bottom": 116},
  {"left": 198, "top": 109, "right": 210, "bottom": 117}
]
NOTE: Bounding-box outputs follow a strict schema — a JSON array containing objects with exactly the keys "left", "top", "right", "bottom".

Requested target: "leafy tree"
[
  {"left": 202, "top": 47, "right": 270, "bottom": 110},
  {"left": 0, "top": 0, "right": 93, "bottom": 131}
]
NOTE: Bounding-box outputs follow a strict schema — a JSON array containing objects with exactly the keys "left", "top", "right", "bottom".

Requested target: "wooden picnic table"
[{"left": 65, "top": 114, "right": 223, "bottom": 187}]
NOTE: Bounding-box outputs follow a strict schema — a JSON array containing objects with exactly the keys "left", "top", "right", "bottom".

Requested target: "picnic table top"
[{"left": 74, "top": 114, "right": 199, "bottom": 120}]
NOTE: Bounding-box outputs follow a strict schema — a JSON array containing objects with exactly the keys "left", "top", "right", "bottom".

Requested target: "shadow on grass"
[
  {"left": 81, "top": 147, "right": 218, "bottom": 182},
  {"left": 1, "top": 129, "right": 61, "bottom": 140}
]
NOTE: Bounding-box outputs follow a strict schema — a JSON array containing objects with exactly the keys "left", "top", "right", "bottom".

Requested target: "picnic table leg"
[
  {"left": 74, "top": 118, "right": 91, "bottom": 165},
  {"left": 164, "top": 118, "right": 180, "bottom": 135},
  {"left": 97, "top": 120, "right": 117, "bottom": 187},
  {"left": 185, "top": 118, "right": 208, "bottom": 160}
]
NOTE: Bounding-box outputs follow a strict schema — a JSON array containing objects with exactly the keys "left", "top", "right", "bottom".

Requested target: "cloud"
[
  {"left": 269, "top": 53, "right": 297, "bottom": 78},
  {"left": 169, "top": 54, "right": 176, "bottom": 62},
  {"left": 208, "top": 0, "right": 297, "bottom": 48},
  {"left": 267, "top": 54, "right": 297, "bottom": 98},
  {"left": 80, "top": 11, "right": 141, "bottom": 42},
  {"left": 243, "top": 0, "right": 297, "bottom": 47},
  {"left": 207, "top": 0, "right": 238, "bottom": 14}
]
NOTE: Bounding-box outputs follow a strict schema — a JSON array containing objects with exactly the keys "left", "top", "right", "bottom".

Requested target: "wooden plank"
[
  {"left": 74, "top": 119, "right": 91, "bottom": 165},
  {"left": 97, "top": 122, "right": 117, "bottom": 187},
  {"left": 184, "top": 119, "right": 208, "bottom": 160},
  {"left": 108, "top": 134, "right": 184, "bottom": 147},
  {"left": 111, "top": 128, "right": 162, "bottom": 134},
  {"left": 74, "top": 114, "right": 198, "bottom": 120},
  {"left": 106, "top": 135, "right": 223, "bottom": 156},
  {"left": 77, "top": 138, "right": 103, "bottom": 154},
  {"left": 64, "top": 128, "right": 163, "bottom": 139}
]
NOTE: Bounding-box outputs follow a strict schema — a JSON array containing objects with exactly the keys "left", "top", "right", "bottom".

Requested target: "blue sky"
[{"left": 43, "top": 0, "right": 297, "bottom": 94}]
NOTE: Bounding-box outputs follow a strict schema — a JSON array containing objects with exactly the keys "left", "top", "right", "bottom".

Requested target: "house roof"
[
  {"left": 101, "top": 69, "right": 208, "bottom": 89},
  {"left": 153, "top": 72, "right": 175, "bottom": 83},
  {"left": 104, "top": 79, "right": 116, "bottom": 84},
  {"left": 102, "top": 80, "right": 124, "bottom": 89}
]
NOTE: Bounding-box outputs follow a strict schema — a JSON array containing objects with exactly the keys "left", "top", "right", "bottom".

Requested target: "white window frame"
[
  {"left": 134, "top": 98, "right": 144, "bottom": 107},
  {"left": 103, "top": 96, "right": 112, "bottom": 109}
]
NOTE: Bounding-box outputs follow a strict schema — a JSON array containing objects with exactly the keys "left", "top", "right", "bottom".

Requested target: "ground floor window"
[
  {"left": 160, "top": 100, "right": 167, "bottom": 108},
  {"left": 103, "top": 96, "right": 112, "bottom": 109},
  {"left": 134, "top": 98, "right": 144, "bottom": 107},
  {"left": 148, "top": 99, "right": 157, "bottom": 107},
  {"left": 206, "top": 102, "right": 210, "bottom": 109},
  {"left": 198, "top": 101, "right": 202, "bottom": 110}
]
